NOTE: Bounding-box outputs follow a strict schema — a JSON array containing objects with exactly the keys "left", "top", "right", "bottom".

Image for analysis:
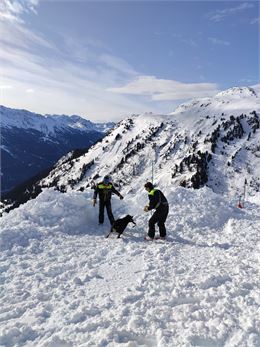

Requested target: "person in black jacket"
[
  {"left": 143, "top": 182, "right": 169, "bottom": 240},
  {"left": 93, "top": 175, "right": 123, "bottom": 225}
]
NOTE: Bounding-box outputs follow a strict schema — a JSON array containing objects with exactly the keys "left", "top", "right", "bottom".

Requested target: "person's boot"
[{"left": 144, "top": 235, "right": 154, "bottom": 241}]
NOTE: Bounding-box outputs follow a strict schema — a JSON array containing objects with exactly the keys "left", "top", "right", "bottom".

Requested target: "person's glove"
[
  {"left": 144, "top": 205, "right": 149, "bottom": 212},
  {"left": 119, "top": 195, "right": 124, "bottom": 200},
  {"left": 93, "top": 199, "right": 96, "bottom": 207}
]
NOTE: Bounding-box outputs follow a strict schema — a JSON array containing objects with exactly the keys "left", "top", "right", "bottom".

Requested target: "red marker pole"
[{"left": 237, "top": 195, "right": 243, "bottom": 209}]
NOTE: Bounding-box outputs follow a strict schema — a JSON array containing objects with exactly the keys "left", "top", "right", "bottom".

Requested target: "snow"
[
  {"left": 215, "top": 87, "right": 257, "bottom": 99},
  {"left": 1, "top": 186, "right": 259, "bottom": 346},
  {"left": 1, "top": 85, "right": 260, "bottom": 346},
  {"left": 0, "top": 106, "right": 114, "bottom": 134},
  {"left": 171, "top": 86, "right": 260, "bottom": 122},
  {"left": 0, "top": 145, "right": 14, "bottom": 157},
  {"left": 30, "top": 85, "right": 259, "bottom": 204}
]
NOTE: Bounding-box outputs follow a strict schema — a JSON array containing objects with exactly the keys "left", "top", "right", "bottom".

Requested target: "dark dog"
[{"left": 105, "top": 215, "right": 136, "bottom": 238}]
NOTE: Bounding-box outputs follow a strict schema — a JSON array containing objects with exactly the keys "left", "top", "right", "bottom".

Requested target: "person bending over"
[{"left": 144, "top": 182, "right": 169, "bottom": 240}]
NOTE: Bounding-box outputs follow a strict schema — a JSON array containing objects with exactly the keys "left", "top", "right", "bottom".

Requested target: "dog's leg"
[{"left": 105, "top": 227, "right": 113, "bottom": 238}]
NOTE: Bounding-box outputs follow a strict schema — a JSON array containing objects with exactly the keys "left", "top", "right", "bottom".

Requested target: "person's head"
[
  {"left": 144, "top": 182, "right": 154, "bottom": 192},
  {"left": 103, "top": 175, "right": 110, "bottom": 185}
]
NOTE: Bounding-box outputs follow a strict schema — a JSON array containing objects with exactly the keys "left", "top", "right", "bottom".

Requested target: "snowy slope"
[
  {"left": 0, "top": 186, "right": 259, "bottom": 346},
  {"left": 35, "top": 86, "right": 260, "bottom": 197}
]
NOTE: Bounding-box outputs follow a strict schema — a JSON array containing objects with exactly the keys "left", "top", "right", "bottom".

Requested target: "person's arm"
[
  {"left": 111, "top": 185, "right": 123, "bottom": 199},
  {"left": 93, "top": 185, "right": 99, "bottom": 200},
  {"left": 93, "top": 186, "right": 99, "bottom": 206}
]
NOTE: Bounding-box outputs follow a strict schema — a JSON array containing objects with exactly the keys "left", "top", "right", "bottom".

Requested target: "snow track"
[{"left": 0, "top": 188, "right": 259, "bottom": 346}]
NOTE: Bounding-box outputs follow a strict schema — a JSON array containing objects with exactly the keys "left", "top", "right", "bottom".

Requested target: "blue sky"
[{"left": 0, "top": 0, "right": 259, "bottom": 121}]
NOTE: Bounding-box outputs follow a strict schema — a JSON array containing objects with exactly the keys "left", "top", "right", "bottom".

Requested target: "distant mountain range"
[
  {"left": 1, "top": 86, "right": 260, "bottom": 214},
  {"left": 0, "top": 105, "right": 115, "bottom": 194}
]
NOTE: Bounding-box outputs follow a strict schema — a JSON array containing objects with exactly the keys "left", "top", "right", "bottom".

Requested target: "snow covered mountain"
[
  {"left": 0, "top": 106, "right": 114, "bottom": 194},
  {"left": 0, "top": 87, "right": 260, "bottom": 346},
  {"left": 3, "top": 86, "right": 259, "bottom": 213}
]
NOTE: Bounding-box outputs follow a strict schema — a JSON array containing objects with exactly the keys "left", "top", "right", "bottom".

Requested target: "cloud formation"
[
  {"left": 0, "top": 7, "right": 148, "bottom": 120},
  {"left": 1, "top": 1, "right": 229, "bottom": 120},
  {"left": 0, "top": 5, "right": 220, "bottom": 120},
  {"left": 108, "top": 76, "right": 219, "bottom": 101},
  {"left": 209, "top": 37, "right": 230, "bottom": 46},
  {"left": 250, "top": 17, "right": 260, "bottom": 24},
  {"left": 0, "top": 0, "right": 39, "bottom": 22},
  {"left": 206, "top": 2, "right": 254, "bottom": 22}
]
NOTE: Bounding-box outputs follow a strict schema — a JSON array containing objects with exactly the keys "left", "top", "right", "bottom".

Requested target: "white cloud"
[
  {"left": 0, "top": 21, "right": 159, "bottom": 120},
  {"left": 250, "top": 17, "right": 260, "bottom": 24},
  {"left": 209, "top": 37, "right": 230, "bottom": 46},
  {"left": 99, "top": 54, "right": 137, "bottom": 77},
  {"left": 26, "top": 88, "right": 34, "bottom": 93},
  {"left": 0, "top": 1, "right": 220, "bottom": 120},
  {"left": 0, "top": 0, "right": 39, "bottom": 22},
  {"left": 239, "top": 78, "right": 255, "bottom": 84},
  {"left": 207, "top": 2, "right": 254, "bottom": 22},
  {"left": 108, "top": 76, "right": 219, "bottom": 101},
  {"left": 181, "top": 38, "right": 198, "bottom": 48},
  {"left": 0, "top": 7, "right": 153, "bottom": 120},
  {"left": 0, "top": 17, "right": 54, "bottom": 51},
  {"left": 1, "top": 75, "right": 157, "bottom": 121},
  {"left": 0, "top": 85, "right": 12, "bottom": 90},
  {"left": 171, "top": 33, "right": 199, "bottom": 48}
]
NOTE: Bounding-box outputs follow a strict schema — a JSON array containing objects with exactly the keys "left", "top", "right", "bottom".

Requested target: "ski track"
[{"left": 0, "top": 189, "right": 260, "bottom": 346}]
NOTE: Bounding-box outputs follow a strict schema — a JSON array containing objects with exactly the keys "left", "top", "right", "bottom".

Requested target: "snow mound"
[{"left": 0, "top": 186, "right": 259, "bottom": 346}]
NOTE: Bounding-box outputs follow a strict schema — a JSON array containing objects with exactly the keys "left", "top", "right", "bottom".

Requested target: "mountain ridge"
[
  {"left": 38, "top": 86, "right": 260, "bottom": 193},
  {"left": 1, "top": 86, "right": 260, "bottom": 213},
  {"left": 0, "top": 105, "right": 115, "bottom": 194},
  {"left": 1, "top": 105, "right": 114, "bottom": 134}
]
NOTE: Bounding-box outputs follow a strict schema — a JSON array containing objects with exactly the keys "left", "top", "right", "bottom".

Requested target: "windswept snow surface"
[{"left": 0, "top": 187, "right": 259, "bottom": 347}]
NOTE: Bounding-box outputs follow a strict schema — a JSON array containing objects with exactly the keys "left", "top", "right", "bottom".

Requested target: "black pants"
[
  {"left": 99, "top": 200, "right": 114, "bottom": 225},
  {"left": 148, "top": 205, "right": 169, "bottom": 238}
]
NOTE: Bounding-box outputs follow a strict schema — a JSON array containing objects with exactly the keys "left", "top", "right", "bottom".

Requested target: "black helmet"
[{"left": 144, "top": 182, "right": 154, "bottom": 190}]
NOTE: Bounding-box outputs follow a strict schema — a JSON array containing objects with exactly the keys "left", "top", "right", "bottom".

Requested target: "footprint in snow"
[{"left": 73, "top": 277, "right": 84, "bottom": 285}]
